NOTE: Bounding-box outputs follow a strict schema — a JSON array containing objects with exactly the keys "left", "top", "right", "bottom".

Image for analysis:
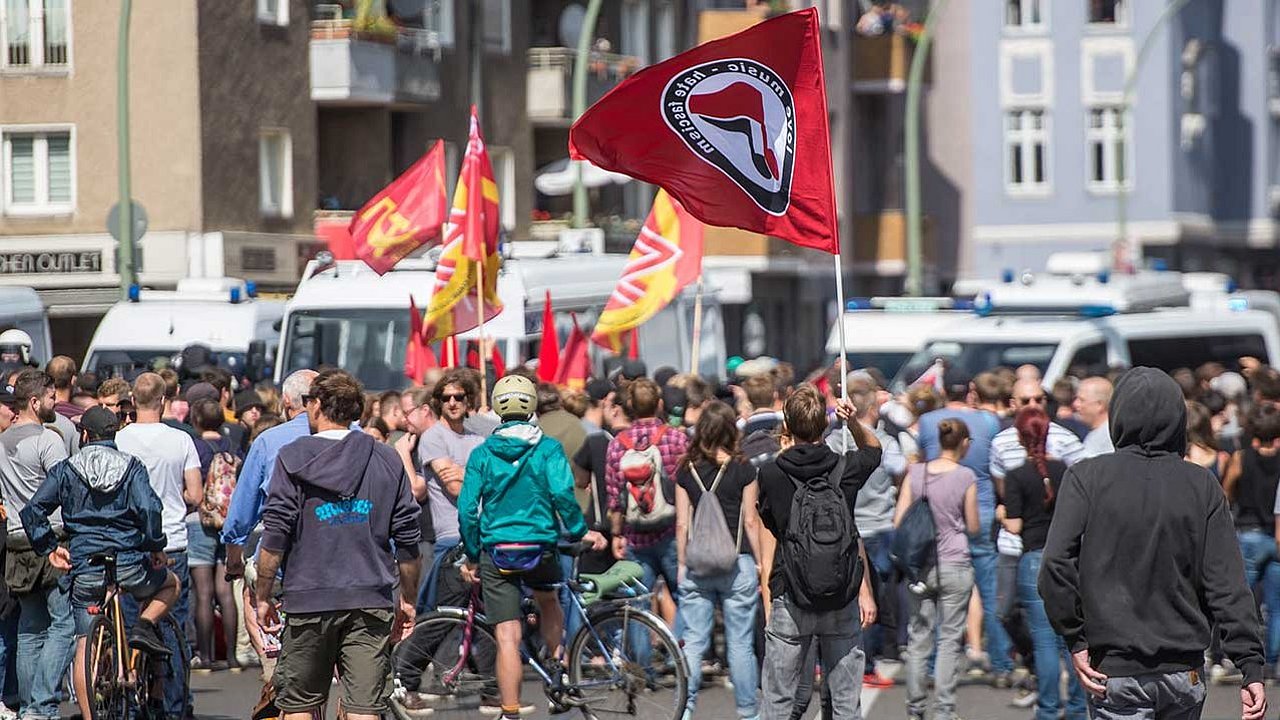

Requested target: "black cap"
[
  {"left": 942, "top": 366, "right": 974, "bottom": 399},
  {"left": 653, "top": 366, "right": 678, "bottom": 388},
  {"left": 77, "top": 406, "right": 120, "bottom": 440},
  {"left": 0, "top": 385, "right": 14, "bottom": 409},
  {"left": 184, "top": 382, "right": 220, "bottom": 405},
  {"left": 585, "top": 378, "right": 612, "bottom": 403},
  {"left": 621, "top": 360, "right": 647, "bottom": 381},
  {"left": 235, "top": 390, "right": 266, "bottom": 417}
]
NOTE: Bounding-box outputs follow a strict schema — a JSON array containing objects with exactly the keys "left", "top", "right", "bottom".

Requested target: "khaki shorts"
[
  {"left": 479, "top": 550, "right": 563, "bottom": 624},
  {"left": 272, "top": 608, "right": 394, "bottom": 714}
]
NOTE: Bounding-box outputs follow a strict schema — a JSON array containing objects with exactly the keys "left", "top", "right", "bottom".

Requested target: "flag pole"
[
  {"left": 475, "top": 257, "right": 488, "bottom": 405},
  {"left": 834, "top": 252, "right": 850, "bottom": 453},
  {"left": 689, "top": 274, "right": 704, "bottom": 376}
]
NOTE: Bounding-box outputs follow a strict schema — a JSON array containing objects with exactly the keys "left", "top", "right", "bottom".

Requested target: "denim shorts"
[
  {"left": 71, "top": 555, "right": 168, "bottom": 636},
  {"left": 186, "top": 519, "right": 224, "bottom": 568}
]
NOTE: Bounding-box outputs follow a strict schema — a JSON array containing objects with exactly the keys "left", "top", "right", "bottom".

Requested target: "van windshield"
[
  {"left": 282, "top": 309, "right": 411, "bottom": 391},
  {"left": 828, "top": 352, "right": 916, "bottom": 380},
  {"left": 86, "top": 349, "right": 247, "bottom": 379},
  {"left": 893, "top": 340, "right": 1060, "bottom": 390}
]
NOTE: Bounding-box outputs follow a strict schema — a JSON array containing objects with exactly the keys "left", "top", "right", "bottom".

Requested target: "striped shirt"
[{"left": 989, "top": 422, "right": 1086, "bottom": 480}]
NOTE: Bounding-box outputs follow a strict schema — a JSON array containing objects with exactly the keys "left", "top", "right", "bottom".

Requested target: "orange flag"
[
  {"left": 555, "top": 314, "right": 591, "bottom": 390},
  {"left": 592, "top": 190, "right": 704, "bottom": 352},
  {"left": 349, "top": 141, "right": 448, "bottom": 275},
  {"left": 424, "top": 110, "right": 503, "bottom": 341}
]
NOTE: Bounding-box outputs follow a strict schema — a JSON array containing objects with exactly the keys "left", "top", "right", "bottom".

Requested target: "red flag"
[
  {"left": 441, "top": 336, "right": 460, "bottom": 369},
  {"left": 404, "top": 296, "right": 428, "bottom": 384},
  {"left": 537, "top": 291, "right": 560, "bottom": 382},
  {"left": 349, "top": 141, "right": 449, "bottom": 274},
  {"left": 628, "top": 327, "right": 640, "bottom": 361},
  {"left": 554, "top": 314, "right": 591, "bottom": 389},
  {"left": 459, "top": 108, "right": 501, "bottom": 262},
  {"left": 463, "top": 341, "right": 508, "bottom": 378},
  {"left": 570, "top": 8, "right": 838, "bottom": 254}
]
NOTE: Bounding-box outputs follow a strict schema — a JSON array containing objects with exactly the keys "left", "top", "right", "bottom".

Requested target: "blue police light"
[
  {"left": 952, "top": 299, "right": 975, "bottom": 311},
  {"left": 127, "top": 284, "right": 140, "bottom": 303},
  {"left": 1151, "top": 259, "right": 1169, "bottom": 272},
  {"left": 1228, "top": 296, "right": 1250, "bottom": 312},
  {"left": 974, "top": 292, "right": 994, "bottom": 317},
  {"left": 1097, "top": 270, "right": 1111, "bottom": 284},
  {"left": 230, "top": 287, "right": 242, "bottom": 304},
  {"left": 1001, "top": 268, "right": 1015, "bottom": 284},
  {"left": 846, "top": 298, "right": 874, "bottom": 311},
  {"left": 1227, "top": 278, "right": 1240, "bottom": 293},
  {"left": 245, "top": 280, "right": 258, "bottom": 298},
  {"left": 1078, "top": 304, "right": 1117, "bottom": 318}
]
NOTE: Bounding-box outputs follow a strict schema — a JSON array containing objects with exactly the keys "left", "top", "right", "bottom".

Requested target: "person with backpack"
[
  {"left": 1003, "top": 406, "right": 1085, "bottom": 720},
  {"left": 187, "top": 399, "right": 242, "bottom": 672},
  {"left": 756, "top": 384, "right": 882, "bottom": 720},
  {"left": 894, "top": 418, "right": 980, "bottom": 720},
  {"left": 674, "top": 400, "right": 763, "bottom": 720}
]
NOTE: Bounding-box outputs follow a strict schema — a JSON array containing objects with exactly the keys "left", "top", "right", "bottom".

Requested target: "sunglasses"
[
  {"left": 441, "top": 392, "right": 468, "bottom": 403},
  {"left": 1018, "top": 395, "right": 1047, "bottom": 405}
]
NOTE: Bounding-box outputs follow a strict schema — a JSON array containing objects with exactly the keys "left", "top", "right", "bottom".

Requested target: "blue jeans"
[
  {"left": 123, "top": 550, "right": 191, "bottom": 720},
  {"left": 418, "top": 538, "right": 460, "bottom": 613},
  {"left": 16, "top": 581, "right": 76, "bottom": 720},
  {"left": 1237, "top": 529, "right": 1280, "bottom": 665},
  {"left": 679, "top": 554, "right": 760, "bottom": 717},
  {"left": 560, "top": 553, "right": 583, "bottom": 642},
  {"left": 861, "top": 530, "right": 896, "bottom": 662},
  {"left": 626, "top": 536, "right": 681, "bottom": 667},
  {"left": 970, "top": 515, "right": 1013, "bottom": 673},
  {"left": 1018, "top": 550, "right": 1086, "bottom": 720},
  {"left": 0, "top": 609, "right": 16, "bottom": 703}
]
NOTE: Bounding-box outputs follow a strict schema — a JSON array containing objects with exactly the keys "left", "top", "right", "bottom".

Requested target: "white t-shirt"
[{"left": 116, "top": 422, "right": 201, "bottom": 552}]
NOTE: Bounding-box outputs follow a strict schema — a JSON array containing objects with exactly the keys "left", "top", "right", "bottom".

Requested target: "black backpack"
[
  {"left": 890, "top": 465, "right": 940, "bottom": 589},
  {"left": 781, "top": 457, "right": 862, "bottom": 612}
]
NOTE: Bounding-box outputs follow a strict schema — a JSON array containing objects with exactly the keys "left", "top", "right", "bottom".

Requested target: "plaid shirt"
[{"left": 605, "top": 418, "right": 688, "bottom": 549}]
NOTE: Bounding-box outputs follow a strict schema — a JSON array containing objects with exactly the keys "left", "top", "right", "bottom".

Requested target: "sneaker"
[
  {"left": 210, "top": 660, "right": 230, "bottom": 672},
  {"left": 392, "top": 690, "right": 437, "bottom": 717},
  {"left": 236, "top": 651, "right": 262, "bottom": 668},
  {"left": 993, "top": 672, "right": 1013, "bottom": 689},
  {"left": 190, "top": 656, "right": 211, "bottom": 674},
  {"left": 129, "top": 619, "right": 171, "bottom": 658},
  {"left": 1010, "top": 689, "right": 1039, "bottom": 708},
  {"left": 862, "top": 672, "right": 895, "bottom": 690},
  {"left": 479, "top": 697, "right": 535, "bottom": 716}
]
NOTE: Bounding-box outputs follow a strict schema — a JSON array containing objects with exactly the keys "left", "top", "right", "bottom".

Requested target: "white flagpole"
[
  {"left": 475, "top": 256, "right": 488, "bottom": 405},
  {"left": 689, "top": 274, "right": 704, "bottom": 376},
  {"left": 834, "top": 252, "right": 850, "bottom": 453}
]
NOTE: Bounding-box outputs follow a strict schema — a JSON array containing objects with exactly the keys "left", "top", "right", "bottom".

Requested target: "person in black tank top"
[{"left": 1223, "top": 405, "right": 1280, "bottom": 669}]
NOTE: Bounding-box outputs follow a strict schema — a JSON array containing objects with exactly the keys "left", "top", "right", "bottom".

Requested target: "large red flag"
[
  {"left": 570, "top": 8, "right": 838, "bottom": 254},
  {"left": 457, "top": 108, "right": 501, "bottom": 262},
  {"left": 554, "top": 314, "right": 590, "bottom": 390},
  {"left": 349, "top": 141, "right": 449, "bottom": 274},
  {"left": 537, "top": 291, "right": 560, "bottom": 383}
]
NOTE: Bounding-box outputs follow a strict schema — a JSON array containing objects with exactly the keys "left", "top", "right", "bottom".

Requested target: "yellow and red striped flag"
[
  {"left": 592, "top": 190, "right": 704, "bottom": 352},
  {"left": 424, "top": 107, "right": 503, "bottom": 342}
]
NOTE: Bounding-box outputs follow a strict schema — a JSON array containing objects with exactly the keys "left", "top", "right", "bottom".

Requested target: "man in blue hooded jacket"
[{"left": 458, "top": 374, "right": 604, "bottom": 720}]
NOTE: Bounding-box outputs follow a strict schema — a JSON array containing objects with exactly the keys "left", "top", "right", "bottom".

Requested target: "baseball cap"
[
  {"left": 235, "top": 389, "right": 266, "bottom": 416},
  {"left": 620, "top": 360, "right": 647, "bottom": 381},
  {"left": 0, "top": 385, "right": 14, "bottom": 410},
  {"left": 184, "top": 382, "right": 220, "bottom": 405},
  {"left": 942, "top": 366, "right": 974, "bottom": 398},
  {"left": 78, "top": 406, "right": 120, "bottom": 439},
  {"left": 585, "top": 378, "right": 612, "bottom": 403},
  {"left": 653, "top": 366, "right": 678, "bottom": 388}
]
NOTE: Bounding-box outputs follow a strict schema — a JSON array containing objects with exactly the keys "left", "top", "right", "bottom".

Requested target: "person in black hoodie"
[
  {"left": 1039, "top": 367, "right": 1267, "bottom": 720},
  {"left": 255, "top": 369, "right": 422, "bottom": 720},
  {"left": 757, "top": 384, "right": 881, "bottom": 720}
]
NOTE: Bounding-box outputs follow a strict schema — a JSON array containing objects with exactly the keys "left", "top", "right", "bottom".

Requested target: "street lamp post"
[
  {"left": 116, "top": 0, "right": 136, "bottom": 297},
  {"left": 572, "top": 0, "right": 604, "bottom": 229},
  {"left": 1114, "top": 0, "right": 1194, "bottom": 272},
  {"left": 903, "top": 0, "right": 948, "bottom": 297}
]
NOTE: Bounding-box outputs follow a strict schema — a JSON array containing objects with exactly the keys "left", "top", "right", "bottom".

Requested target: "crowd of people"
[{"left": 0, "top": 335, "right": 1276, "bottom": 720}]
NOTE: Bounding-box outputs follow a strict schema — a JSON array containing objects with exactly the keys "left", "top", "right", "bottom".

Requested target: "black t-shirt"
[
  {"left": 1235, "top": 448, "right": 1280, "bottom": 532},
  {"left": 1004, "top": 458, "right": 1067, "bottom": 552},
  {"left": 573, "top": 432, "right": 612, "bottom": 531},
  {"left": 675, "top": 459, "right": 757, "bottom": 555},
  {"left": 757, "top": 443, "right": 882, "bottom": 600}
]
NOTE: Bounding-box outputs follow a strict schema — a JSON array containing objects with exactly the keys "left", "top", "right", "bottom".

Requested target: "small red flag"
[
  {"left": 628, "top": 327, "right": 640, "bottom": 361},
  {"left": 554, "top": 314, "right": 591, "bottom": 389},
  {"left": 404, "top": 296, "right": 427, "bottom": 384},
  {"left": 441, "top": 336, "right": 460, "bottom": 369},
  {"left": 570, "top": 8, "right": 838, "bottom": 254},
  {"left": 349, "top": 141, "right": 449, "bottom": 275},
  {"left": 537, "top": 291, "right": 560, "bottom": 383}
]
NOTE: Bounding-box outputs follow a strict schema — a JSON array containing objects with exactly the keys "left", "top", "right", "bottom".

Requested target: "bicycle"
[
  {"left": 391, "top": 541, "right": 689, "bottom": 720},
  {"left": 81, "top": 552, "right": 189, "bottom": 720}
]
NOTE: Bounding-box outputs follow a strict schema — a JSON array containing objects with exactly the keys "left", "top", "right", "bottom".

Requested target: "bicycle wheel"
[
  {"left": 567, "top": 605, "right": 688, "bottom": 720},
  {"left": 393, "top": 610, "right": 499, "bottom": 708},
  {"left": 84, "top": 615, "right": 129, "bottom": 720}
]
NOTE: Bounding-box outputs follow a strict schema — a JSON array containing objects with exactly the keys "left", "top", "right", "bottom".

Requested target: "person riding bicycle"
[
  {"left": 19, "top": 406, "right": 180, "bottom": 720},
  {"left": 457, "top": 374, "right": 605, "bottom": 720}
]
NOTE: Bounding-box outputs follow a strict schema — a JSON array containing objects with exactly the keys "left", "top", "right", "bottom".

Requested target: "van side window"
[
  {"left": 1067, "top": 343, "right": 1108, "bottom": 377},
  {"left": 1127, "top": 334, "right": 1267, "bottom": 372}
]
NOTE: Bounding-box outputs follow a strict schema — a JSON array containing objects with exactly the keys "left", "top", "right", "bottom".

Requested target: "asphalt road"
[{"left": 183, "top": 664, "right": 1277, "bottom": 719}]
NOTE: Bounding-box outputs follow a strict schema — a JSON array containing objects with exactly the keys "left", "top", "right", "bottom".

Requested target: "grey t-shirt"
[
  {"left": 825, "top": 424, "right": 905, "bottom": 536},
  {"left": 417, "top": 422, "right": 484, "bottom": 543},
  {"left": 49, "top": 413, "right": 79, "bottom": 457},
  {"left": 0, "top": 423, "right": 68, "bottom": 536},
  {"left": 1082, "top": 420, "right": 1114, "bottom": 458},
  {"left": 906, "top": 463, "right": 976, "bottom": 565}
]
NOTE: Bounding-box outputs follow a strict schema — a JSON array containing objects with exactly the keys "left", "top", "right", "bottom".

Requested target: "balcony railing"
[
  {"left": 310, "top": 20, "right": 441, "bottom": 105},
  {"left": 853, "top": 34, "right": 927, "bottom": 93},
  {"left": 526, "top": 48, "right": 643, "bottom": 124}
]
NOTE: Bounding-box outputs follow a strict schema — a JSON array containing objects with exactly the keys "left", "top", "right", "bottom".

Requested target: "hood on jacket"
[
  {"left": 69, "top": 442, "right": 134, "bottom": 493},
  {"left": 776, "top": 442, "right": 839, "bottom": 480},
  {"left": 487, "top": 421, "right": 544, "bottom": 464},
  {"left": 1109, "top": 367, "right": 1187, "bottom": 456},
  {"left": 279, "top": 431, "right": 377, "bottom": 497}
]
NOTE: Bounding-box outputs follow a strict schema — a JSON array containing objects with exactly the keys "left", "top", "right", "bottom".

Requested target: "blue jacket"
[
  {"left": 21, "top": 440, "right": 166, "bottom": 576},
  {"left": 220, "top": 412, "right": 311, "bottom": 546}
]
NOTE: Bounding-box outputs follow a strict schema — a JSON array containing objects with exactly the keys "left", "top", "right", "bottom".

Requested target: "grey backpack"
[{"left": 685, "top": 463, "right": 743, "bottom": 577}]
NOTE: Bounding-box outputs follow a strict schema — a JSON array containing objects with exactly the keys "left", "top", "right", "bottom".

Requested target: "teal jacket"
[{"left": 458, "top": 421, "right": 588, "bottom": 562}]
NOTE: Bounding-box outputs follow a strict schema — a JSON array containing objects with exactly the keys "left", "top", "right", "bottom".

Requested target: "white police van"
[{"left": 824, "top": 297, "right": 974, "bottom": 379}]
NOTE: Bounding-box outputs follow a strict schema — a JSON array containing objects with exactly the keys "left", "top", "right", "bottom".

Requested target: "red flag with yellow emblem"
[
  {"left": 348, "top": 141, "right": 448, "bottom": 275},
  {"left": 592, "top": 190, "right": 703, "bottom": 352},
  {"left": 424, "top": 109, "right": 504, "bottom": 342}
]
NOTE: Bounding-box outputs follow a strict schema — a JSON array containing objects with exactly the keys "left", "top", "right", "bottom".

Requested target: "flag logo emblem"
[{"left": 661, "top": 58, "right": 795, "bottom": 215}]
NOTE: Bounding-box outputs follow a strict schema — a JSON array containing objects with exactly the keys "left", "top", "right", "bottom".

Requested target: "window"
[
  {"left": 1005, "top": 0, "right": 1045, "bottom": 30},
  {"left": 489, "top": 146, "right": 515, "bottom": 232},
  {"left": 621, "top": 0, "right": 649, "bottom": 64},
  {"left": 482, "top": 0, "right": 510, "bottom": 54},
  {"left": 256, "top": 0, "right": 287, "bottom": 26},
  {"left": 1086, "top": 106, "right": 1130, "bottom": 191},
  {"left": 1087, "top": 0, "right": 1125, "bottom": 25},
  {"left": 1066, "top": 342, "right": 1108, "bottom": 376},
  {"left": 424, "top": 0, "right": 453, "bottom": 47},
  {"left": 1004, "top": 109, "right": 1050, "bottom": 193},
  {"left": 2, "top": 128, "right": 73, "bottom": 215},
  {"left": 2, "top": 0, "right": 70, "bottom": 69},
  {"left": 655, "top": 1, "right": 675, "bottom": 61},
  {"left": 1127, "top": 334, "right": 1267, "bottom": 374},
  {"left": 259, "top": 129, "right": 293, "bottom": 218}
]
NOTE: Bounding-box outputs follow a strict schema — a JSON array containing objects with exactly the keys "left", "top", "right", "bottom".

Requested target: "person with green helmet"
[{"left": 457, "top": 374, "right": 606, "bottom": 719}]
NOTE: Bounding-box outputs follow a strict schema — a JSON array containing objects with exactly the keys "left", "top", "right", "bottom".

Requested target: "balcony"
[
  {"left": 526, "top": 48, "right": 642, "bottom": 125},
  {"left": 852, "top": 210, "right": 931, "bottom": 275},
  {"left": 309, "top": 20, "right": 441, "bottom": 105},
  {"left": 853, "top": 34, "right": 927, "bottom": 93}
]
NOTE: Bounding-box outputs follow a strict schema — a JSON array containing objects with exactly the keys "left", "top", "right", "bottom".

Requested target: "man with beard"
[{"left": 0, "top": 369, "right": 74, "bottom": 720}]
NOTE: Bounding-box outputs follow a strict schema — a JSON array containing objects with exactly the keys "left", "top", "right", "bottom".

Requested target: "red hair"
[{"left": 1014, "top": 406, "right": 1054, "bottom": 507}]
